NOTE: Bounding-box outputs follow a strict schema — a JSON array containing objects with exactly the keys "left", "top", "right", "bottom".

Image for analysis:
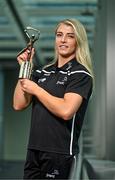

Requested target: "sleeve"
[{"left": 65, "top": 72, "right": 93, "bottom": 100}]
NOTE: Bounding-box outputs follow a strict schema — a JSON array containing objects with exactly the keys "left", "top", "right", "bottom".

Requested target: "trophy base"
[{"left": 19, "top": 61, "right": 32, "bottom": 79}]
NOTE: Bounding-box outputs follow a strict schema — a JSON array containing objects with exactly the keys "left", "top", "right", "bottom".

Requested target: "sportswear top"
[{"left": 28, "top": 58, "right": 93, "bottom": 155}]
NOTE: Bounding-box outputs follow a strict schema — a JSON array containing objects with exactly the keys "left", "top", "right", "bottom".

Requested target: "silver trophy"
[{"left": 17, "top": 27, "right": 40, "bottom": 79}]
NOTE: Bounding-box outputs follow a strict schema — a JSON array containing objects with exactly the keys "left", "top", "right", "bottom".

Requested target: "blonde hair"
[{"left": 45, "top": 19, "right": 94, "bottom": 83}]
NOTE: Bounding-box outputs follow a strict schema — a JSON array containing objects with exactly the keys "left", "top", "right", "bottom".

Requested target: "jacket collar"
[{"left": 53, "top": 58, "right": 78, "bottom": 71}]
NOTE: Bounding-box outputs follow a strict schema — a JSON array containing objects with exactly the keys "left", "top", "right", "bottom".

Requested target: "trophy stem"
[{"left": 19, "top": 61, "right": 33, "bottom": 79}]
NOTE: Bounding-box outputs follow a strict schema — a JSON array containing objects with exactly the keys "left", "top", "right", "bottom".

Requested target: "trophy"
[{"left": 17, "top": 27, "right": 40, "bottom": 79}]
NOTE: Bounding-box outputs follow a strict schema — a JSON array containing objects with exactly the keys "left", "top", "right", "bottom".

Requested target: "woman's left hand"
[{"left": 20, "top": 79, "right": 39, "bottom": 95}]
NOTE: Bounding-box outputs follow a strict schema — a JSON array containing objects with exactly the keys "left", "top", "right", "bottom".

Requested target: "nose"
[{"left": 61, "top": 35, "right": 66, "bottom": 42}]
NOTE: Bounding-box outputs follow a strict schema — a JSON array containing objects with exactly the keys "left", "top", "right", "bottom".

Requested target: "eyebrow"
[{"left": 56, "top": 32, "right": 75, "bottom": 35}]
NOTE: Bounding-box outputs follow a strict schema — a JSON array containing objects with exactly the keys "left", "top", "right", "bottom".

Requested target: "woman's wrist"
[{"left": 34, "top": 85, "right": 43, "bottom": 98}]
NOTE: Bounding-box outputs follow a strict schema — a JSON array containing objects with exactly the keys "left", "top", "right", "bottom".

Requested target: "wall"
[
  {"left": 92, "top": 0, "right": 115, "bottom": 160},
  {"left": 0, "top": 70, "right": 4, "bottom": 161},
  {"left": 3, "top": 68, "right": 31, "bottom": 160}
]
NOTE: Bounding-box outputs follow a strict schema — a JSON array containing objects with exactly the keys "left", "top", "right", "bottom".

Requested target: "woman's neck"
[{"left": 58, "top": 55, "right": 75, "bottom": 68}]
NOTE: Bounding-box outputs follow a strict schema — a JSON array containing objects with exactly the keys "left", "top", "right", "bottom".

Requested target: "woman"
[{"left": 13, "top": 19, "right": 93, "bottom": 179}]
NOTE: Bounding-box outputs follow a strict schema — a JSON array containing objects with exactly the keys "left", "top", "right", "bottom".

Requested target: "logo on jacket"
[
  {"left": 56, "top": 76, "right": 67, "bottom": 85},
  {"left": 38, "top": 78, "right": 46, "bottom": 83}
]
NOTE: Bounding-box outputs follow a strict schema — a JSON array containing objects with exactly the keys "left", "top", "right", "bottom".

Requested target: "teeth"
[{"left": 60, "top": 45, "right": 67, "bottom": 48}]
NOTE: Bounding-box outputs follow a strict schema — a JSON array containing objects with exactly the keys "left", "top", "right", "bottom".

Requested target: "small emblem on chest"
[
  {"left": 56, "top": 76, "right": 67, "bottom": 85},
  {"left": 38, "top": 78, "right": 46, "bottom": 83}
]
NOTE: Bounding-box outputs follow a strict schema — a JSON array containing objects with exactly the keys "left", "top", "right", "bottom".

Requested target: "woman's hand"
[
  {"left": 20, "top": 79, "right": 40, "bottom": 95},
  {"left": 17, "top": 48, "right": 35, "bottom": 65}
]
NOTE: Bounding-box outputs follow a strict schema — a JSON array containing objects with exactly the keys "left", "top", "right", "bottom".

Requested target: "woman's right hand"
[{"left": 17, "top": 48, "right": 35, "bottom": 65}]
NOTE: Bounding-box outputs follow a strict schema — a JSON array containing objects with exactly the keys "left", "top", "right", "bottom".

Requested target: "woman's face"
[{"left": 55, "top": 23, "right": 77, "bottom": 59}]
